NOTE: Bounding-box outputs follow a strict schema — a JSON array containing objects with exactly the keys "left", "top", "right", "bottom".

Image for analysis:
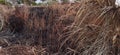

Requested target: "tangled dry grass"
[{"left": 0, "top": 0, "right": 119, "bottom": 55}]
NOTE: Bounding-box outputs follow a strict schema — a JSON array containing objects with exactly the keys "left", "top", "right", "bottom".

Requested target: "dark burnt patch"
[{"left": 8, "top": 15, "right": 25, "bottom": 33}]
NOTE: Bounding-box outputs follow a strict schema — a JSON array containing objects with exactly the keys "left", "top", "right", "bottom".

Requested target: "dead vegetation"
[{"left": 0, "top": 0, "right": 119, "bottom": 55}]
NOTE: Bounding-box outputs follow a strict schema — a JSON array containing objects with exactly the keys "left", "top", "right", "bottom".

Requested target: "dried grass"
[
  {"left": 59, "top": 0, "right": 120, "bottom": 55},
  {"left": 0, "top": 0, "right": 119, "bottom": 55}
]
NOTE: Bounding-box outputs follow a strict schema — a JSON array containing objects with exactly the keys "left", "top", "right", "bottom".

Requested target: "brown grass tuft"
[{"left": 0, "top": 0, "right": 120, "bottom": 55}]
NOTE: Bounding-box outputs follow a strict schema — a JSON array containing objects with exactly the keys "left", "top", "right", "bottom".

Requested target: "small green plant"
[{"left": 0, "top": 0, "right": 5, "bottom": 4}]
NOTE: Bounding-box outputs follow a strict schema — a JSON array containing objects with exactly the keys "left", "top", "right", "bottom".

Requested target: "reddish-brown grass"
[{"left": 0, "top": 0, "right": 120, "bottom": 55}]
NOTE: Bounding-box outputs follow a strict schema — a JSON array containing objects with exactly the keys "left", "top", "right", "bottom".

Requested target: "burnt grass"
[
  {"left": 0, "top": 1, "right": 120, "bottom": 55},
  {"left": 0, "top": 4, "right": 76, "bottom": 55}
]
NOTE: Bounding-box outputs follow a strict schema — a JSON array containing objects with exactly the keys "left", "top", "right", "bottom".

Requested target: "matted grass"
[{"left": 0, "top": 0, "right": 119, "bottom": 55}]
